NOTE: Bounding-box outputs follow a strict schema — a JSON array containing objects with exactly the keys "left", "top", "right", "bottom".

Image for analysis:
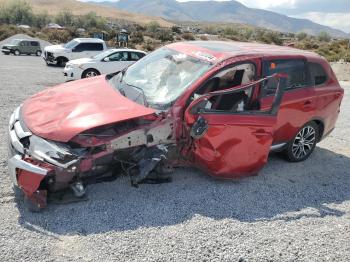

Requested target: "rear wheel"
[
  {"left": 14, "top": 50, "right": 20, "bottom": 56},
  {"left": 36, "top": 50, "right": 42, "bottom": 56},
  {"left": 285, "top": 122, "right": 319, "bottom": 162},
  {"left": 82, "top": 69, "right": 100, "bottom": 78}
]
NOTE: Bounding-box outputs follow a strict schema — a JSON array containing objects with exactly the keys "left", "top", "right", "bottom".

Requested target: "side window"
[
  {"left": 73, "top": 43, "right": 85, "bottom": 52},
  {"left": 87, "top": 43, "right": 104, "bottom": 51},
  {"left": 20, "top": 41, "right": 26, "bottom": 46},
  {"left": 262, "top": 59, "right": 309, "bottom": 96},
  {"left": 109, "top": 52, "right": 128, "bottom": 61},
  {"left": 129, "top": 52, "right": 144, "bottom": 61},
  {"left": 195, "top": 63, "right": 258, "bottom": 112},
  {"left": 30, "top": 41, "right": 39, "bottom": 46},
  {"left": 308, "top": 62, "right": 328, "bottom": 86}
]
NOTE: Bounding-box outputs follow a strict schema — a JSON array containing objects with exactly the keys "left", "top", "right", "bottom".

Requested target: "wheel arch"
[
  {"left": 309, "top": 118, "right": 325, "bottom": 142},
  {"left": 81, "top": 68, "right": 101, "bottom": 78}
]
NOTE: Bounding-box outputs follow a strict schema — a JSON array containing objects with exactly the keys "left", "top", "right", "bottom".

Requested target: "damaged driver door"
[{"left": 184, "top": 74, "right": 285, "bottom": 178}]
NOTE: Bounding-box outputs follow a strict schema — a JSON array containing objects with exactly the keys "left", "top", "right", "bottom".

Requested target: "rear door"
[
  {"left": 183, "top": 62, "right": 285, "bottom": 178},
  {"left": 259, "top": 58, "right": 316, "bottom": 145}
]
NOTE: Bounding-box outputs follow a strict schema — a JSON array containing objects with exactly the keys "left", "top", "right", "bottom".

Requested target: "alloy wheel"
[
  {"left": 86, "top": 71, "right": 97, "bottom": 77},
  {"left": 291, "top": 125, "right": 316, "bottom": 160}
]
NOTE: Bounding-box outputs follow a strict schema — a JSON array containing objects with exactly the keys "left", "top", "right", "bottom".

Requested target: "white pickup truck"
[{"left": 43, "top": 38, "right": 107, "bottom": 67}]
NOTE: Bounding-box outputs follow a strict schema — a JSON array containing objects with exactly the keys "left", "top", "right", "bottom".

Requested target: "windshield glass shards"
[{"left": 109, "top": 48, "right": 212, "bottom": 110}]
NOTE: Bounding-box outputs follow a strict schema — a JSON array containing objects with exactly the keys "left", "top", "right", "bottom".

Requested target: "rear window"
[
  {"left": 262, "top": 59, "right": 309, "bottom": 96},
  {"left": 308, "top": 62, "right": 328, "bottom": 86}
]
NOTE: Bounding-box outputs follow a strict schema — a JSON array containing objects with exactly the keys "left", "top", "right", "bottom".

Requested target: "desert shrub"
[
  {"left": 182, "top": 32, "right": 195, "bottom": 40},
  {"left": 171, "top": 26, "right": 181, "bottom": 34},
  {"left": 55, "top": 9, "right": 74, "bottom": 27},
  {"left": 155, "top": 29, "right": 173, "bottom": 42},
  {"left": 296, "top": 32, "right": 307, "bottom": 41},
  {"left": 0, "top": 0, "right": 34, "bottom": 25},
  {"left": 146, "top": 21, "right": 160, "bottom": 34},
  {"left": 318, "top": 31, "right": 331, "bottom": 42},
  {"left": 142, "top": 39, "right": 156, "bottom": 51},
  {"left": 46, "top": 29, "right": 72, "bottom": 43},
  {"left": 130, "top": 31, "right": 144, "bottom": 44},
  {"left": 200, "top": 35, "right": 209, "bottom": 41}
]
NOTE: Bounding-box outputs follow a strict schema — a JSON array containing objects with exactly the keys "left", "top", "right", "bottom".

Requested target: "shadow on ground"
[{"left": 16, "top": 147, "right": 350, "bottom": 235}]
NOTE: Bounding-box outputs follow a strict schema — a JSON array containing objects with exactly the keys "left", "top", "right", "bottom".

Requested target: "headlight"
[
  {"left": 28, "top": 135, "right": 81, "bottom": 168},
  {"left": 65, "top": 63, "right": 73, "bottom": 69}
]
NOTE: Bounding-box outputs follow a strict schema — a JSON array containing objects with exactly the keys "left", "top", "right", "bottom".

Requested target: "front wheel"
[
  {"left": 36, "top": 50, "right": 42, "bottom": 56},
  {"left": 14, "top": 50, "right": 20, "bottom": 56},
  {"left": 82, "top": 69, "right": 100, "bottom": 78},
  {"left": 285, "top": 122, "right": 319, "bottom": 162}
]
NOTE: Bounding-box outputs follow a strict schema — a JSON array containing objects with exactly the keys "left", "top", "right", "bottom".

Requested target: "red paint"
[{"left": 22, "top": 76, "right": 155, "bottom": 142}]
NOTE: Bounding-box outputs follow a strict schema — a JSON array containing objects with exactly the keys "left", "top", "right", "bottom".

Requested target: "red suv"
[{"left": 8, "top": 41, "right": 344, "bottom": 210}]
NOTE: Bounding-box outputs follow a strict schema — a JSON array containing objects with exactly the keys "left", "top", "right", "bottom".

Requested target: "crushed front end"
[{"left": 8, "top": 106, "right": 178, "bottom": 211}]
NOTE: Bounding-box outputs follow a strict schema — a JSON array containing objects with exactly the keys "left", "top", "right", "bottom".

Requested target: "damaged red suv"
[{"left": 8, "top": 41, "right": 344, "bottom": 210}]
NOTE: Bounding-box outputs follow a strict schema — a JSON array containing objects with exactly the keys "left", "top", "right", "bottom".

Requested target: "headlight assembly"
[{"left": 28, "top": 135, "right": 81, "bottom": 168}]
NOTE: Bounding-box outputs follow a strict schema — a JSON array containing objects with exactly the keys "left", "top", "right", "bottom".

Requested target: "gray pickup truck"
[{"left": 1, "top": 39, "right": 42, "bottom": 56}]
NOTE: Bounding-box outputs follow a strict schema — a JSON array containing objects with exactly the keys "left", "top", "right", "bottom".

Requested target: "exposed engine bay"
[{"left": 8, "top": 108, "right": 181, "bottom": 211}]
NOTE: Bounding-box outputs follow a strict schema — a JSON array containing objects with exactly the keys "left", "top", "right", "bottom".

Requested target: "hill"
[
  {"left": 0, "top": 0, "right": 174, "bottom": 27},
  {"left": 95, "top": 0, "right": 348, "bottom": 38}
]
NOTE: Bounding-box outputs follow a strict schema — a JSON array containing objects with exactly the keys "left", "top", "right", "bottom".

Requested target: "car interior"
[{"left": 194, "top": 63, "right": 259, "bottom": 112}]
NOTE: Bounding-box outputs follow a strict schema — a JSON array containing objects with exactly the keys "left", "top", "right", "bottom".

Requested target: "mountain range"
[{"left": 92, "top": 0, "right": 349, "bottom": 38}]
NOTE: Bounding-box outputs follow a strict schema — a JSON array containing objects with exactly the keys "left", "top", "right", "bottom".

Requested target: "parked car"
[
  {"left": 43, "top": 38, "right": 107, "bottom": 67},
  {"left": 8, "top": 41, "right": 344, "bottom": 211},
  {"left": 1, "top": 39, "right": 42, "bottom": 56},
  {"left": 63, "top": 48, "right": 147, "bottom": 81}
]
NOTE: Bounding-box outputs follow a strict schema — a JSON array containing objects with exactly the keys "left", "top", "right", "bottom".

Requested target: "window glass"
[
  {"left": 109, "top": 51, "right": 128, "bottom": 61},
  {"left": 129, "top": 52, "right": 144, "bottom": 61},
  {"left": 87, "top": 43, "right": 103, "bottom": 51},
  {"left": 30, "top": 41, "right": 39, "bottom": 46},
  {"left": 308, "top": 62, "right": 328, "bottom": 86},
  {"left": 73, "top": 43, "right": 103, "bottom": 52},
  {"left": 262, "top": 59, "right": 309, "bottom": 96}
]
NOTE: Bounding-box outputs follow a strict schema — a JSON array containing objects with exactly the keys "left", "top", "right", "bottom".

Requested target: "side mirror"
[
  {"left": 103, "top": 57, "right": 110, "bottom": 62},
  {"left": 190, "top": 117, "right": 208, "bottom": 139}
]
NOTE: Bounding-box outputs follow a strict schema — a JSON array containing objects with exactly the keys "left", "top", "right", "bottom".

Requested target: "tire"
[
  {"left": 285, "top": 121, "right": 319, "bottom": 162},
  {"left": 56, "top": 57, "right": 68, "bottom": 67},
  {"left": 14, "top": 50, "right": 20, "bottom": 56},
  {"left": 36, "top": 50, "right": 42, "bottom": 56},
  {"left": 82, "top": 69, "right": 100, "bottom": 78}
]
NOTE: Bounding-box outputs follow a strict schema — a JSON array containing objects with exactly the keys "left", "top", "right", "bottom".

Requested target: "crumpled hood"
[
  {"left": 44, "top": 44, "right": 67, "bottom": 53},
  {"left": 22, "top": 76, "right": 155, "bottom": 142}
]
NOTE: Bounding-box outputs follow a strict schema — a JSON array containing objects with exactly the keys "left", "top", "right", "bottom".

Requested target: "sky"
[{"left": 83, "top": 0, "right": 350, "bottom": 33}]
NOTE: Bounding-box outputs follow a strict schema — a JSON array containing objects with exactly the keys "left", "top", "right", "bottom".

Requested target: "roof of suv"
[
  {"left": 74, "top": 38, "right": 105, "bottom": 43},
  {"left": 168, "top": 41, "right": 323, "bottom": 63}
]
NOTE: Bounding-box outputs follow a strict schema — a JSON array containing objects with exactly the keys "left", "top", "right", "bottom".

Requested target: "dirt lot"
[{"left": 0, "top": 53, "right": 349, "bottom": 261}]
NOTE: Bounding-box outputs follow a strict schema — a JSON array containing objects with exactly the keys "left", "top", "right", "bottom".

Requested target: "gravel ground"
[{"left": 0, "top": 53, "right": 349, "bottom": 261}]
